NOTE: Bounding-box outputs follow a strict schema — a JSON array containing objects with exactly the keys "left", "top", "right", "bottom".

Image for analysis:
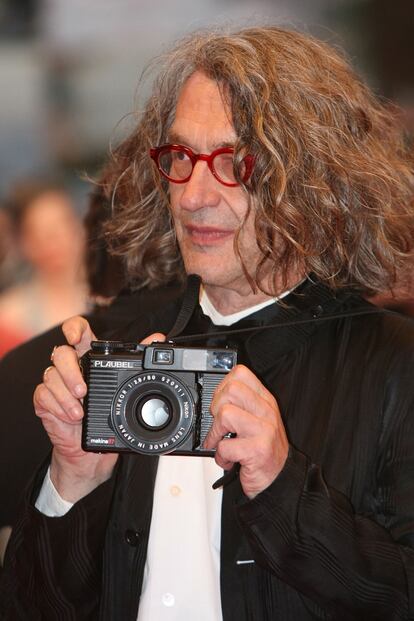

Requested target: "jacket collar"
[{"left": 172, "top": 276, "right": 365, "bottom": 375}]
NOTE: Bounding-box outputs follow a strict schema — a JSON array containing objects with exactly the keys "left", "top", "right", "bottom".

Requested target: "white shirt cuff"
[{"left": 35, "top": 466, "right": 74, "bottom": 517}]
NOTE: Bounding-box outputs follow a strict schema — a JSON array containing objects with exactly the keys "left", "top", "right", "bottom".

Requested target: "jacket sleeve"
[
  {"left": 0, "top": 460, "right": 117, "bottom": 621},
  {"left": 238, "top": 435, "right": 414, "bottom": 621}
]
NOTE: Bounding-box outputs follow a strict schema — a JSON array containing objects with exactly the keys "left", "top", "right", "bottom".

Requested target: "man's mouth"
[{"left": 184, "top": 224, "right": 234, "bottom": 245}]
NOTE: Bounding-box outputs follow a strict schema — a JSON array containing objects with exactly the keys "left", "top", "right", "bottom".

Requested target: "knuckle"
[
  {"left": 33, "top": 383, "right": 49, "bottom": 409},
  {"left": 223, "top": 380, "right": 239, "bottom": 400},
  {"left": 54, "top": 344, "right": 78, "bottom": 366},
  {"left": 233, "top": 363, "right": 250, "bottom": 379},
  {"left": 60, "top": 394, "right": 78, "bottom": 412},
  {"left": 216, "top": 378, "right": 241, "bottom": 405},
  {"left": 50, "top": 345, "right": 65, "bottom": 364},
  {"left": 218, "top": 403, "right": 233, "bottom": 425}
]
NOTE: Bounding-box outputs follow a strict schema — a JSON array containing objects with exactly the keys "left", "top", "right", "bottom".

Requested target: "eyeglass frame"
[{"left": 149, "top": 143, "right": 255, "bottom": 188}]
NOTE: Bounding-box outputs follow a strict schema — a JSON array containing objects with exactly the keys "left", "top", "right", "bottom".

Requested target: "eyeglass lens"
[{"left": 158, "top": 148, "right": 246, "bottom": 185}]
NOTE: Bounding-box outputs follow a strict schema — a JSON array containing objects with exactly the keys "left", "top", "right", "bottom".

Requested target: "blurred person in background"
[
  {"left": 0, "top": 211, "right": 9, "bottom": 279},
  {"left": 0, "top": 180, "right": 180, "bottom": 569},
  {"left": 0, "top": 209, "right": 22, "bottom": 293},
  {"left": 0, "top": 178, "right": 88, "bottom": 357},
  {"left": 0, "top": 208, "right": 27, "bottom": 356}
]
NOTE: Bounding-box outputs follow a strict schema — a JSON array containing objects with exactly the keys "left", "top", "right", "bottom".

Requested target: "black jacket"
[{"left": 2, "top": 280, "right": 414, "bottom": 620}]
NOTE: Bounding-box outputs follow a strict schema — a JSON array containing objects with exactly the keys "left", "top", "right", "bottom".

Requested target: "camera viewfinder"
[
  {"left": 153, "top": 348, "right": 174, "bottom": 364},
  {"left": 208, "top": 351, "right": 236, "bottom": 371}
]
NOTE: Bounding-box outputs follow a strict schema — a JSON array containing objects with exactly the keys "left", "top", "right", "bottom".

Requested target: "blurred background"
[{"left": 0, "top": 0, "right": 413, "bottom": 355}]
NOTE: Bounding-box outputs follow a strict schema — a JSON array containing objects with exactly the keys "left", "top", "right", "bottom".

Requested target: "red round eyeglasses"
[{"left": 149, "top": 144, "right": 254, "bottom": 187}]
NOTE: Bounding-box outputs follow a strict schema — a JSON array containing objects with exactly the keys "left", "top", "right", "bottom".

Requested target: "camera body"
[{"left": 81, "top": 340, "right": 237, "bottom": 456}]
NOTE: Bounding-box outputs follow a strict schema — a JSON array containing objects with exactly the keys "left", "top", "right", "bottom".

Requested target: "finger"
[
  {"left": 140, "top": 332, "right": 167, "bottom": 345},
  {"left": 40, "top": 364, "right": 84, "bottom": 419},
  {"left": 215, "top": 435, "right": 287, "bottom": 498},
  {"left": 213, "top": 451, "right": 235, "bottom": 472},
  {"left": 62, "top": 316, "right": 96, "bottom": 356},
  {"left": 34, "top": 382, "right": 67, "bottom": 420},
  {"left": 50, "top": 344, "right": 87, "bottom": 398},
  {"left": 34, "top": 377, "right": 84, "bottom": 423},
  {"left": 213, "top": 437, "right": 254, "bottom": 471},
  {"left": 216, "top": 364, "right": 276, "bottom": 408},
  {"left": 212, "top": 378, "right": 278, "bottom": 423},
  {"left": 204, "top": 403, "right": 271, "bottom": 450},
  {"left": 215, "top": 435, "right": 271, "bottom": 466}
]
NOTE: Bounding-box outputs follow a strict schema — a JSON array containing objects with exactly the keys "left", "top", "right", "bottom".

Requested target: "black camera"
[{"left": 81, "top": 340, "right": 237, "bottom": 456}]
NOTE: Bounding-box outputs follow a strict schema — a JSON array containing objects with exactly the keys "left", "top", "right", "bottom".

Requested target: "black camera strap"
[
  {"left": 166, "top": 274, "right": 399, "bottom": 344},
  {"left": 212, "top": 463, "right": 241, "bottom": 489},
  {"left": 172, "top": 306, "right": 396, "bottom": 344},
  {"left": 166, "top": 274, "right": 201, "bottom": 340}
]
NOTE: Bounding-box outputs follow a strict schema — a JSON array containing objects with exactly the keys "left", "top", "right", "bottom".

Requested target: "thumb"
[{"left": 62, "top": 316, "right": 97, "bottom": 357}]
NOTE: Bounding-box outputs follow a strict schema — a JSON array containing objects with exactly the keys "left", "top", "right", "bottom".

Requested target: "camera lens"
[
  {"left": 112, "top": 371, "right": 196, "bottom": 454},
  {"left": 138, "top": 397, "right": 171, "bottom": 430}
]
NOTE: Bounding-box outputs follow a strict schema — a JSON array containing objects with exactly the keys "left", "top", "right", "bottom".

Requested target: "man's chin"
[{"left": 183, "top": 260, "right": 230, "bottom": 287}]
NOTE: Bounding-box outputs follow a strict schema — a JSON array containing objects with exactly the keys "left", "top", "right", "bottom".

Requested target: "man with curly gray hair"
[{"left": 2, "top": 26, "right": 414, "bottom": 620}]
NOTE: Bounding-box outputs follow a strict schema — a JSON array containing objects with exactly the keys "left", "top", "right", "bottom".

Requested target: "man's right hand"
[{"left": 33, "top": 315, "right": 165, "bottom": 504}]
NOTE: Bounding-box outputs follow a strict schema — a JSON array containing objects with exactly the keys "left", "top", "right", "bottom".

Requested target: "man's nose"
[{"left": 179, "top": 160, "right": 221, "bottom": 211}]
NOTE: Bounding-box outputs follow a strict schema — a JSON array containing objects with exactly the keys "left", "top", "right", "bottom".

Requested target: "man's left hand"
[{"left": 204, "top": 364, "right": 289, "bottom": 499}]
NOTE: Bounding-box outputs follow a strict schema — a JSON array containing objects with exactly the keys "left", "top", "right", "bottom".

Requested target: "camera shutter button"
[{"left": 125, "top": 529, "right": 143, "bottom": 546}]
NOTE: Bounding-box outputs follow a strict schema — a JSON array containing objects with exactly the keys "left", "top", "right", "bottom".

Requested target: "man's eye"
[{"left": 173, "top": 151, "right": 189, "bottom": 161}]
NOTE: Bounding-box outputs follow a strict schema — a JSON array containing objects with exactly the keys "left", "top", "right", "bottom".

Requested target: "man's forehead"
[
  {"left": 177, "top": 71, "right": 228, "bottom": 104},
  {"left": 167, "top": 129, "right": 235, "bottom": 151},
  {"left": 169, "top": 71, "right": 236, "bottom": 148}
]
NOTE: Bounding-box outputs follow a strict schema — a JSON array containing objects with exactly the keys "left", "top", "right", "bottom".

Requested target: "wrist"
[{"left": 50, "top": 450, "right": 118, "bottom": 503}]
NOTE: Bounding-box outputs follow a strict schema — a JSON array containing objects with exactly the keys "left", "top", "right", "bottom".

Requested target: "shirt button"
[
  {"left": 162, "top": 592, "right": 175, "bottom": 607},
  {"left": 311, "top": 304, "right": 324, "bottom": 317},
  {"left": 170, "top": 485, "right": 182, "bottom": 497},
  {"left": 124, "top": 529, "right": 142, "bottom": 546}
]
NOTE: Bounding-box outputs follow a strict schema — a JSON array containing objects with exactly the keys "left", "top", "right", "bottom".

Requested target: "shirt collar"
[{"left": 199, "top": 281, "right": 304, "bottom": 326}]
